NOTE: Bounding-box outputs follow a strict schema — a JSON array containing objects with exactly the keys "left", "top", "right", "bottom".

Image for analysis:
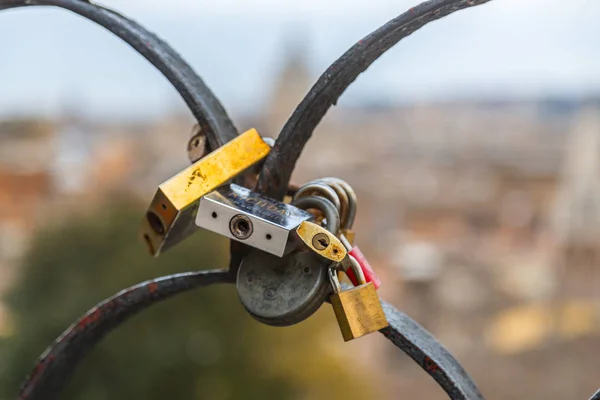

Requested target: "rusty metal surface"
[
  {"left": 379, "top": 300, "right": 484, "bottom": 400},
  {"left": 0, "top": 0, "right": 238, "bottom": 150},
  {"left": 19, "top": 269, "right": 232, "bottom": 400},
  {"left": 237, "top": 249, "right": 331, "bottom": 327},
  {"left": 256, "top": 0, "right": 492, "bottom": 200},
  {"left": 141, "top": 128, "right": 270, "bottom": 256},
  {"left": 18, "top": 272, "right": 485, "bottom": 400}
]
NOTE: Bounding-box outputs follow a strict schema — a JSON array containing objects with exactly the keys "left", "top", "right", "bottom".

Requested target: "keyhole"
[{"left": 312, "top": 233, "right": 330, "bottom": 250}]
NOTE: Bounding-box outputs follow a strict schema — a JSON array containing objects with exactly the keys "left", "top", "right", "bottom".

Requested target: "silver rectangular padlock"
[{"left": 196, "top": 183, "right": 313, "bottom": 257}]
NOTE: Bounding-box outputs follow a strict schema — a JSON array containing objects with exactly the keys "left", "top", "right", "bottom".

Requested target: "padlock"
[
  {"left": 140, "top": 128, "right": 271, "bottom": 257},
  {"left": 295, "top": 177, "right": 380, "bottom": 288},
  {"left": 196, "top": 183, "right": 313, "bottom": 257},
  {"left": 236, "top": 195, "right": 346, "bottom": 326},
  {"left": 329, "top": 255, "right": 389, "bottom": 342},
  {"left": 236, "top": 249, "right": 332, "bottom": 326},
  {"left": 291, "top": 195, "right": 351, "bottom": 264},
  {"left": 294, "top": 220, "right": 346, "bottom": 264}
]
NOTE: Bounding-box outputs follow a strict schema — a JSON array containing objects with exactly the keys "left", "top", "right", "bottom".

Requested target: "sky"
[{"left": 0, "top": 0, "right": 599, "bottom": 120}]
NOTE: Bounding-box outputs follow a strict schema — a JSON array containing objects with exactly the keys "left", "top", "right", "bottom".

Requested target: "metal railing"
[{"left": 2, "top": 1, "right": 596, "bottom": 399}]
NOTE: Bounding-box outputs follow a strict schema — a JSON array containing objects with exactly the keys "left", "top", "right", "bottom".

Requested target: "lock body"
[
  {"left": 295, "top": 221, "right": 347, "bottom": 263},
  {"left": 196, "top": 184, "right": 313, "bottom": 257},
  {"left": 141, "top": 128, "right": 271, "bottom": 256},
  {"left": 237, "top": 249, "right": 331, "bottom": 326},
  {"left": 330, "top": 282, "right": 388, "bottom": 341}
]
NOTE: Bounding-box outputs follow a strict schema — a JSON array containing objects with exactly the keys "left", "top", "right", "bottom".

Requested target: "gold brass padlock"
[
  {"left": 140, "top": 128, "right": 271, "bottom": 257},
  {"left": 294, "top": 221, "right": 347, "bottom": 263},
  {"left": 329, "top": 255, "right": 388, "bottom": 341}
]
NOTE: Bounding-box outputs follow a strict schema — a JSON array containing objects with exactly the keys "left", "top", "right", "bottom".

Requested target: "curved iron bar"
[
  {"left": 19, "top": 269, "right": 232, "bottom": 400},
  {"left": 380, "top": 300, "right": 484, "bottom": 400},
  {"left": 256, "top": 0, "right": 492, "bottom": 199},
  {"left": 0, "top": 0, "right": 238, "bottom": 150},
  {"left": 19, "top": 273, "right": 483, "bottom": 400},
  {"left": 5, "top": 0, "right": 498, "bottom": 398}
]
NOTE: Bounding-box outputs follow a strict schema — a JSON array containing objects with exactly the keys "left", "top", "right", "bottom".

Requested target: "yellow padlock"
[
  {"left": 140, "top": 128, "right": 271, "bottom": 257},
  {"left": 329, "top": 255, "right": 389, "bottom": 341}
]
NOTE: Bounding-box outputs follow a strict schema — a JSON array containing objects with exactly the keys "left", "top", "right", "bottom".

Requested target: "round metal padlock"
[{"left": 236, "top": 249, "right": 332, "bottom": 327}]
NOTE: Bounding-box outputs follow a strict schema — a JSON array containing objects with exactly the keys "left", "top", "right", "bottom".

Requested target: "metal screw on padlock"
[
  {"left": 196, "top": 183, "right": 313, "bottom": 257},
  {"left": 140, "top": 128, "right": 271, "bottom": 257},
  {"left": 329, "top": 255, "right": 389, "bottom": 342},
  {"left": 187, "top": 124, "right": 208, "bottom": 164}
]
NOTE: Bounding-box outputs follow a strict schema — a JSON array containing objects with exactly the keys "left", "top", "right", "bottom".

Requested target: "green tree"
[{"left": 0, "top": 202, "right": 377, "bottom": 399}]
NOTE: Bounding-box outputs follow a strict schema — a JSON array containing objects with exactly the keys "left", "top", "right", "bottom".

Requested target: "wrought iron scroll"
[
  {"left": 380, "top": 301, "right": 483, "bottom": 400},
  {"left": 256, "top": 0, "right": 492, "bottom": 200},
  {"left": 19, "top": 270, "right": 232, "bottom": 400}
]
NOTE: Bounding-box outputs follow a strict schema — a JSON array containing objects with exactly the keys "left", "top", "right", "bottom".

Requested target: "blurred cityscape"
[{"left": 2, "top": 39, "right": 600, "bottom": 398}]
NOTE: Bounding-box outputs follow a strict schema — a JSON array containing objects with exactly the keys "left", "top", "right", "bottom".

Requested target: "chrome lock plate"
[{"left": 196, "top": 183, "right": 313, "bottom": 257}]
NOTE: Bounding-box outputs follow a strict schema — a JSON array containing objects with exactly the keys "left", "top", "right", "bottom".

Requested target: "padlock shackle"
[
  {"left": 317, "top": 180, "right": 350, "bottom": 229},
  {"left": 294, "top": 182, "right": 342, "bottom": 214},
  {"left": 346, "top": 254, "right": 367, "bottom": 285},
  {"left": 18, "top": 269, "right": 233, "bottom": 400},
  {"left": 317, "top": 178, "right": 357, "bottom": 231},
  {"left": 328, "top": 267, "right": 342, "bottom": 294},
  {"left": 295, "top": 178, "right": 356, "bottom": 232},
  {"left": 340, "top": 234, "right": 353, "bottom": 251},
  {"left": 292, "top": 196, "right": 341, "bottom": 235}
]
